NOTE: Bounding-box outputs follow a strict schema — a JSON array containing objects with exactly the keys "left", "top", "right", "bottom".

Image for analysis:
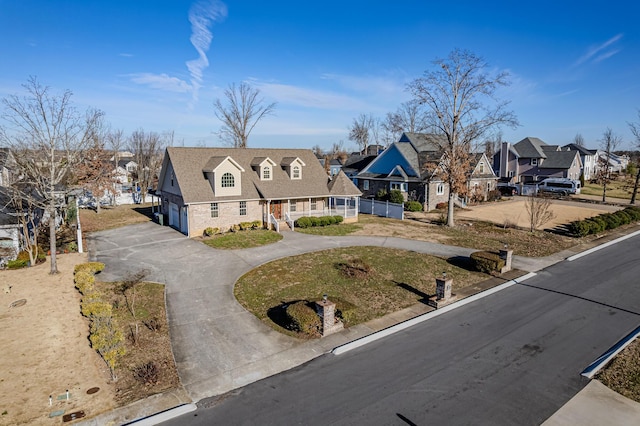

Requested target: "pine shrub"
[
  {"left": 470, "top": 251, "right": 505, "bottom": 274},
  {"left": 285, "top": 301, "right": 321, "bottom": 336}
]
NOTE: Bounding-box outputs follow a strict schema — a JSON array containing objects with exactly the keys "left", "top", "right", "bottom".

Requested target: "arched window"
[
  {"left": 292, "top": 165, "right": 300, "bottom": 179},
  {"left": 221, "top": 172, "right": 235, "bottom": 188}
]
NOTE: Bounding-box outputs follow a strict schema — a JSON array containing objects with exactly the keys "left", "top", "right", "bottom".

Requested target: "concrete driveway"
[{"left": 86, "top": 222, "right": 560, "bottom": 402}]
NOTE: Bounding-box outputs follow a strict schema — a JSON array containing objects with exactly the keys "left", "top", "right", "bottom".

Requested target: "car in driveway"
[
  {"left": 497, "top": 185, "right": 518, "bottom": 196},
  {"left": 538, "top": 178, "right": 581, "bottom": 196}
]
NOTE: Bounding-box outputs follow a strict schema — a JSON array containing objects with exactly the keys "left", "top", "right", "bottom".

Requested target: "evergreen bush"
[
  {"left": 389, "top": 189, "right": 404, "bottom": 204},
  {"left": 285, "top": 301, "right": 321, "bottom": 336},
  {"left": 470, "top": 251, "right": 505, "bottom": 274},
  {"left": 405, "top": 201, "right": 423, "bottom": 212}
]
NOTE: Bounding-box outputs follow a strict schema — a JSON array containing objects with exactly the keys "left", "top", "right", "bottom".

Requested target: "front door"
[{"left": 270, "top": 201, "right": 282, "bottom": 220}]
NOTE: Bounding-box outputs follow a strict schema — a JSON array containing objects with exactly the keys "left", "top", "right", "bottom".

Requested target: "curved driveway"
[{"left": 87, "top": 222, "right": 563, "bottom": 401}]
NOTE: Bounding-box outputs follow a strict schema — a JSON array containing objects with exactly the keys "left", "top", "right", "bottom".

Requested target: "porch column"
[
  {"left": 343, "top": 197, "right": 347, "bottom": 217},
  {"left": 308, "top": 197, "right": 311, "bottom": 216},
  {"left": 355, "top": 197, "right": 359, "bottom": 217},
  {"left": 267, "top": 200, "right": 271, "bottom": 227}
]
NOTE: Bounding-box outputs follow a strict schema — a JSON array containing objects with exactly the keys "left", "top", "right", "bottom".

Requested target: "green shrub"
[
  {"left": 239, "top": 222, "right": 254, "bottom": 230},
  {"left": 296, "top": 217, "right": 312, "bottom": 228},
  {"left": 389, "top": 189, "right": 404, "bottom": 204},
  {"left": 74, "top": 262, "right": 105, "bottom": 274},
  {"left": 318, "top": 216, "right": 332, "bottom": 226},
  {"left": 405, "top": 201, "right": 423, "bottom": 212},
  {"left": 624, "top": 206, "right": 640, "bottom": 220},
  {"left": 585, "top": 219, "right": 604, "bottom": 234},
  {"left": 568, "top": 220, "right": 591, "bottom": 237},
  {"left": 375, "top": 188, "right": 388, "bottom": 201},
  {"left": 251, "top": 220, "right": 262, "bottom": 229},
  {"left": 74, "top": 271, "right": 96, "bottom": 295},
  {"left": 333, "top": 215, "right": 344, "bottom": 224},
  {"left": 614, "top": 210, "right": 632, "bottom": 224},
  {"left": 599, "top": 213, "right": 621, "bottom": 230},
  {"left": 285, "top": 301, "right": 321, "bottom": 336},
  {"left": 6, "top": 259, "right": 29, "bottom": 269},
  {"left": 470, "top": 251, "right": 505, "bottom": 274},
  {"left": 204, "top": 227, "right": 219, "bottom": 236},
  {"left": 309, "top": 216, "right": 320, "bottom": 227},
  {"left": 331, "top": 297, "right": 357, "bottom": 325}
]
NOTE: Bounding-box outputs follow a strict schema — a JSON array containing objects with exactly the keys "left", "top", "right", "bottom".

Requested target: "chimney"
[{"left": 500, "top": 141, "right": 510, "bottom": 178}]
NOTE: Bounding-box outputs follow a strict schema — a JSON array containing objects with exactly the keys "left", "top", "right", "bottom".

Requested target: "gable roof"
[
  {"left": 399, "top": 132, "right": 445, "bottom": 152},
  {"left": 562, "top": 143, "right": 597, "bottom": 156},
  {"left": 469, "top": 153, "right": 497, "bottom": 178},
  {"left": 513, "top": 137, "right": 548, "bottom": 158},
  {"left": 160, "top": 147, "right": 353, "bottom": 204},
  {"left": 539, "top": 150, "right": 581, "bottom": 169},
  {"left": 328, "top": 170, "right": 362, "bottom": 196}
]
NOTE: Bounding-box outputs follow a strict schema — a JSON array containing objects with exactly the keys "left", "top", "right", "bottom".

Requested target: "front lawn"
[
  {"left": 234, "top": 246, "right": 488, "bottom": 338},
  {"left": 581, "top": 176, "right": 636, "bottom": 199},
  {"left": 200, "top": 229, "right": 283, "bottom": 249}
]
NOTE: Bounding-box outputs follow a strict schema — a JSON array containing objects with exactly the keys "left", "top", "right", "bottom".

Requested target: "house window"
[
  {"left": 363, "top": 180, "right": 369, "bottom": 190},
  {"left": 311, "top": 199, "right": 317, "bottom": 210},
  {"left": 487, "top": 182, "right": 491, "bottom": 192},
  {"left": 221, "top": 172, "right": 235, "bottom": 188},
  {"left": 531, "top": 158, "right": 538, "bottom": 166},
  {"left": 292, "top": 165, "right": 300, "bottom": 179},
  {"left": 210, "top": 203, "right": 219, "bottom": 218},
  {"left": 262, "top": 166, "right": 271, "bottom": 180},
  {"left": 390, "top": 182, "right": 407, "bottom": 192},
  {"left": 239, "top": 201, "right": 247, "bottom": 216},
  {"left": 479, "top": 162, "right": 485, "bottom": 173},
  {"left": 508, "top": 171, "right": 514, "bottom": 178},
  {"left": 436, "top": 183, "right": 445, "bottom": 195},
  {"left": 171, "top": 172, "right": 174, "bottom": 186},
  {"left": 290, "top": 201, "right": 297, "bottom": 212}
]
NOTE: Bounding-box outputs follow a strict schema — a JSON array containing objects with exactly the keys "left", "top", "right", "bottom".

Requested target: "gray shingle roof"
[
  {"left": 162, "top": 147, "right": 356, "bottom": 204},
  {"left": 513, "top": 137, "right": 548, "bottom": 158},
  {"left": 562, "top": 143, "right": 597, "bottom": 156},
  {"left": 328, "top": 170, "right": 362, "bottom": 196},
  {"left": 539, "top": 150, "right": 580, "bottom": 169}
]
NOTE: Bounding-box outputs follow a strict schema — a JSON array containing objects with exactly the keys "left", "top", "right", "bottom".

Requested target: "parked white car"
[{"left": 538, "top": 178, "right": 581, "bottom": 195}]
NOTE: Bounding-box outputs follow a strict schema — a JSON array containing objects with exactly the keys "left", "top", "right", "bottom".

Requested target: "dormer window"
[
  {"left": 531, "top": 158, "right": 538, "bottom": 166},
  {"left": 221, "top": 172, "right": 235, "bottom": 187},
  {"left": 262, "top": 166, "right": 271, "bottom": 180},
  {"left": 281, "top": 157, "right": 305, "bottom": 180},
  {"left": 292, "top": 165, "right": 301, "bottom": 179}
]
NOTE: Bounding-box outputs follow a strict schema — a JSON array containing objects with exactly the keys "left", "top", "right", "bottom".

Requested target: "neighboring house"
[
  {"left": 562, "top": 143, "right": 598, "bottom": 180},
  {"left": 319, "top": 158, "right": 343, "bottom": 177},
  {"left": 0, "top": 191, "right": 20, "bottom": 267},
  {"left": 342, "top": 154, "right": 377, "bottom": 183},
  {"left": 493, "top": 137, "right": 582, "bottom": 183},
  {"left": 466, "top": 153, "right": 499, "bottom": 203},
  {"left": 156, "top": 147, "right": 361, "bottom": 237},
  {"left": 596, "top": 151, "right": 629, "bottom": 174},
  {"left": 355, "top": 132, "right": 497, "bottom": 210}
]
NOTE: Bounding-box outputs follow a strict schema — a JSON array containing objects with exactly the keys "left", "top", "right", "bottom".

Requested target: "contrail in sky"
[{"left": 186, "top": 0, "right": 227, "bottom": 105}]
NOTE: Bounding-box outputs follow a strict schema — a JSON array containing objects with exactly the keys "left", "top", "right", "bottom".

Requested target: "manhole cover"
[
  {"left": 63, "top": 411, "right": 85, "bottom": 422},
  {"left": 9, "top": 299, "right": 26, "bottom": 308},
  {"left": 86, "top": 387, "right": 100, "bottom": 395}
]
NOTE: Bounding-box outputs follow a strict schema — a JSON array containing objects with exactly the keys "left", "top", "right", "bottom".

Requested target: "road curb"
[
  {"left": 581, "top": 324, "right": 640, "bottom": 379},
  {"left": 122, "top": 403, "right": 197, "bottom": 426},
  {"left": 566, "top": 229, "right": 640, "bottom": 261},
  {"left": 332, "top": 272, "right": 537, "bottom": 355}
]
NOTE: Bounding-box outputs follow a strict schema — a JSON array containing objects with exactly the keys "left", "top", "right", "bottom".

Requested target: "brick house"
[{"left": 156, "top": 147, "right": 361, "bottom": 237}]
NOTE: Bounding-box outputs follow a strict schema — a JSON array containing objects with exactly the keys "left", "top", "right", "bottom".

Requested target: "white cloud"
[
  {"left": 186, "top": 0, "right": 227, "bottom": 104},
  {"left": 129, "top": 73, "right": 192, "bottom": 93},
  {"left": 575, "top": 34, "right": 623, "bottom": 66},
  {"left": 119, "top": 53, "right": 134, "bottom": 57}
]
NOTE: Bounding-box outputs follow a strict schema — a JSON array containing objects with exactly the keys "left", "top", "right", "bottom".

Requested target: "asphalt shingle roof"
[
  {"left": 162, "top": 147, "right": 359, "bottom": 204},
  {"left": 513, "top": 137, "right": 548, "bottom": 158}
]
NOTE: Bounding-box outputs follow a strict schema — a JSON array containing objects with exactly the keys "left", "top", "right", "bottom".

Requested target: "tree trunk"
[
  {"left": 447, "top": 191, "right": 455, "bottom": 227},
  {"left": 630, "top": 167, "right": 640, "bottom": 205},
  {"left": 49, "top": 202, "right": 58, "bottom": 274},
  {"left": 602, "top": 180, "right": 607, "bottom": 203}
]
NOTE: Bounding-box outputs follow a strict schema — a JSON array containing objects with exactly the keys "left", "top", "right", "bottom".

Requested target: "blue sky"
[{"left": 1, "top": 0, "right": 639, "bottom": 151}]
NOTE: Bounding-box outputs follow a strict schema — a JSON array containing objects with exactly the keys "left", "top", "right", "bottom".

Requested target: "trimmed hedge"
[
  {"left": 285, "top": 301, "right": 321, "bottom": 336},
  {"left": 405, "top": 200, "right": 423, "bottom": 212},
  {"left": 74, "top": 262, "right": 105, "bottom": 275},
  {"left": 295, "top": 215, "right": 344, "bottom": 229},
  {"left": 470, "top": 251, "right": 505, "bottom": 274},
  {"left": 568, "top": 206, "right": 640, "bottom": 237}
]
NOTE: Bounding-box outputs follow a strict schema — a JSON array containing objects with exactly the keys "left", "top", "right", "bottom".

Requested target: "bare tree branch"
[{"left": 214, "top": 82, "right": 276, "bottom": 148}]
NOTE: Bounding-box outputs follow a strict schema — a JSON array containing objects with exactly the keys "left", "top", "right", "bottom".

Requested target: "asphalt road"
[{"left": 161, "top": 234, "right": 640, "bottom": 425}]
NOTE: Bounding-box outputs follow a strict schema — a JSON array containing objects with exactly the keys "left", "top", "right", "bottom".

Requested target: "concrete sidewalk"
[{"left": 80, "top": 223, "right": 640, "bottom": 425}]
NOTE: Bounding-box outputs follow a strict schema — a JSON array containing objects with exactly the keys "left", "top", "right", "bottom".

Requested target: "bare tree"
[
  {"left": 0, "top": 77, "right": 104, "bottom": 274},
  {"left": 348, "top": 113, "right": 374, "bottom": 154},
  {"left": 106, "top": 129, "right": 126, "bottom": 205},
  {"left": 2, "top": 184, "right": 44, "bottom": 266},
  {"left": 628, "top": 111, "right": 640, "bottom": 204},
  {"left": 311, "top": 144, "right": 324, "bottom": 157},
  {"left": 128, "top": 129, "right": 165, "bottom": 203},
  {"left": 597, "top": 127, "right": 622, "bottom": 203},
  {"left": 483, "top": 131, "right": 504, "bottom": 160},
  {"left": 383, "top": 100, "right": 429, "bottom": 143},
  {"left": 214, "top": 82, "right": 276, "bottom": 148},
  {"left": 407, "top": 49, "right": 519, "bottom": 226},
  {"left": 525, "top": 195, "right": 555, "bottom": 232},
  {"left": 573, "top": 132, "right": 585, "bottom": 147}
]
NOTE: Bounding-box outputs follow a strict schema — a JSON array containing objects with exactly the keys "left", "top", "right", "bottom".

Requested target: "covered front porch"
[{"left": 264, "top": 196, "right": 359, "bottom": 231}]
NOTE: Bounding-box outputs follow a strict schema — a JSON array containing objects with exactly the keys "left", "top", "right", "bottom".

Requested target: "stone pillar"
[
  {"left": 316, "top": 297, "right": 343, "bottom": 337},
  {"left": 436, "top": 276, "right": 452, "bottom": 301},
  {"left": 499, "top": 249, "right": 513, "bottom": 273}
]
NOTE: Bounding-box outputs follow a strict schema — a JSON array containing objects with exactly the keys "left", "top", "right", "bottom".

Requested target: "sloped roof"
[
  {"left": 328, "top": 170, "right": 362, "bottom": 196},
  {"left": 562, "top": 143, "right": 597, "bottom": 156},
  {"left": 342, "top": 154, "right": 377, "bottom": 174},
  {"left": 399, "top": 132, "right": 446, "bottom": 152},
  {"left": 469, "top": 153, "right": 497, "bottom": 178},
  {"left": 161, "top": 147, "right": 351, "bottom": 204},
  {"left": 513, "top": 137, "right": 548, "bottom": 158},
  {"left": 539, "top": 150, "right": 580, "bottom": 169}
]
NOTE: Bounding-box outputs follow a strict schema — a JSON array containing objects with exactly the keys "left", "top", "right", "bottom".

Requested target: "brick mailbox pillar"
[
  {"left": 316, "top": 296, "right": 343, "bottom": 337},
  {"left": 436, "top": 275, "right": 452, "bottom": 301},
  {"left": 499, "top": 248, "right": 513, "bottom": 273}
]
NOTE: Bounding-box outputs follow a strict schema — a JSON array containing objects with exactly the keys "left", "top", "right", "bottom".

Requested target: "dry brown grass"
[
  {"left": 79, "top": 204, "right": 154, "bottom": 233},
  {"left": 597, "top": 338, "right": 640, "bottom": 403}
]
